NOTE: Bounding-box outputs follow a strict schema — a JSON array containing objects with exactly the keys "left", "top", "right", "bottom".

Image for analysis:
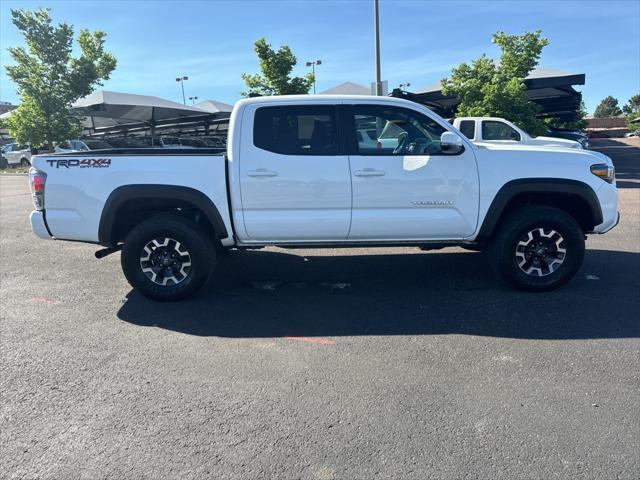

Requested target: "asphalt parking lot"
[{"left": 1, "top": 140, "right": 639, "bottom": 479}]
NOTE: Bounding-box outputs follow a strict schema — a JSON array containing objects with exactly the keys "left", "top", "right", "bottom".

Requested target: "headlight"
[{"left": 590, "top": 163, "right": 615, "bottom": 183}]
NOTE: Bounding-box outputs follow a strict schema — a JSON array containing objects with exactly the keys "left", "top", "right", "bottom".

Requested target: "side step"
[{"left": 95, "top": 245, "right": 122, "bottom": 259}]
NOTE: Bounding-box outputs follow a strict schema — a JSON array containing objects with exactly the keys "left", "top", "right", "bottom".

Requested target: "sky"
[{"left": 0, "top": 0, "right": 638, "bottom": 113}]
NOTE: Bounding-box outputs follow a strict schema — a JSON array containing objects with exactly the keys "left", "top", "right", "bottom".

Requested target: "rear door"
[
  {"left": 5, "top": 144, "right": 20, "bottom": 164},
  {"left": 347, "top": 103, "right": 480, "bottom": 240},
  {"left": 238, "top": 103, "right": 351, "bottom": 241}
]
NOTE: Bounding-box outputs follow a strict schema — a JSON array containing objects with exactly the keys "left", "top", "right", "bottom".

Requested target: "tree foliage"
[
  {"left": 593, "top": 95, "right": 622, "bottom": 118},
  {"left": 442, "top": 30, "right": 549, "bottom": 135},
  {"left": 546, "top": 101, "right": 588, "bottom": 131},
  {"left": 241, "top": 38, "right": 313, "bottom": 97},
  {"left": 622, "top": 94, "right": 640, "bottom": 115},
  {"left": 619, "top": 94, "right": 640, "bottom": 130},
  {"left": 2, "top": 8, "right": 116, "bottom": 149}
]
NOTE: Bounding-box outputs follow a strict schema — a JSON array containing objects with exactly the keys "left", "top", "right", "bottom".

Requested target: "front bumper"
[
  {"left": 591, "top": 181, "right": 619, "bottom": 234},
  {"left": 596, "top": 211, "right": 620, "bottom": 234},
  {"left": 30, "top": 211, "right": 53, "bottom": 239}
]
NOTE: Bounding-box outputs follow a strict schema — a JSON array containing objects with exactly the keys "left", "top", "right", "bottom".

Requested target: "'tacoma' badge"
[{"left": 411, "top": 200, "right": 454, "bottom": 207}]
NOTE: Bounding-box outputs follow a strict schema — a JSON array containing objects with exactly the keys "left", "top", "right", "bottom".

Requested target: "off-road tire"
[
  {"left": 488, "top": 206, "right": 585, "bottom": 291},
  {"left": 121, "top": 214, "right": 215, "bottom": 301}
]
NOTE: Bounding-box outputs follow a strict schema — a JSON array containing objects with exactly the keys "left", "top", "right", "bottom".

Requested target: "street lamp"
[
  {"left": 373, "top": 0, "right": 382, "bottom": 96},
  {"left": 399, "top": 82, "right": 411, "bottom": 91},
  {"left": 189, "top": 96, "right": 198, "bottom": 105},
  {"left": 305, "top": 60, "right": 322, "bottom": 94},
  {"left": 175, "top": 76, "right": 189, "bottom": 104}
]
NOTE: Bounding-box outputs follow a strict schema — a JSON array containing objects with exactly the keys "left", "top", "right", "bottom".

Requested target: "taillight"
[{"left": 29, "top": 167, "right": 46, "bottom": 210}]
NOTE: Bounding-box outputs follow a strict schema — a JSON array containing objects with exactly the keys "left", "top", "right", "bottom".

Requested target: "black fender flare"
[
  {"left": 476, "top": 178, "right": 603, "bottom": 241},
  {"left": 98, "top": 184, "right": 228, "bottom": 247}
]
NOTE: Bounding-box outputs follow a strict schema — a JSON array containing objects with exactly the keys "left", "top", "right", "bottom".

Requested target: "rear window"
[
  {"left": 253, "top": 106, "right": 338, "bottom": 155},
  {"left": 458, "top": 120, "right": 475, "bottom": 140},
  {"left": 482, "top": 121, "right": 521, "bottom": 141}
]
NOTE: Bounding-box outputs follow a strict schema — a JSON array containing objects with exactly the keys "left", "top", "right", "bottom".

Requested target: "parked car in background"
[
  {"left": 624, "top": 130, "right": 639, "bottom": 138},
  {"left": 544, "top": 127, "right": 590, "bottom": 149},
  {"left": 103, "top": 137, "right": 148, "bottom": 149},
  {"left": 1, "top": 143, "right": 32, "bottom": 167},
  {"left": 586, "top": 131, "right": 610, "bottom": 139},
  {"left": 136, "top": 136, "right": 195, "bottom": 148},
  {"left": 452, "top": 117, "right": 583, "bottom": 149},
  {"left": 177, "top": 137, "right": 209, "bottom": 148},
  {"left": 55, "top": 139, "right": 114, "bottom": 153},
  {"left": 200, "top": 136, "right": 227, "bottom": 148}
]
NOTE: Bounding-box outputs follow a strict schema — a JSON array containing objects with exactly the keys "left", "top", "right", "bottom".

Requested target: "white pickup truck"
[
  {"left": 452, "top": 117, "right": 584, "bottom": 149},
  {"left": 29, "top": 95, "right": 619, "bottom": 300}
]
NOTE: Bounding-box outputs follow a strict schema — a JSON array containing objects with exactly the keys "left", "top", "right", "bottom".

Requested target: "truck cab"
[{"left": 453, "top": 117, "right": 584, "bottom": 150}]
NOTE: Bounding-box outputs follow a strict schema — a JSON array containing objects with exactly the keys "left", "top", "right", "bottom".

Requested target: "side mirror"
[{"left": 440, "top": 132, "right": 464, "bottom": 153}]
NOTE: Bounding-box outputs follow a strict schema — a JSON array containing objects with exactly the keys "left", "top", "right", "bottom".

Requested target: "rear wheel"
[
  {"left": 488, "top": 206, "right": 585, "bottom": 291},
  {"left": 121, "top": 214, "right": 215, "bottom": 301},
  {"left": 20, "top": 158, "right": 30, "bottom": 167}
]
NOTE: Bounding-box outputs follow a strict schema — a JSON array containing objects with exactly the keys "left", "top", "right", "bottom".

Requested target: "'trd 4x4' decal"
[{"left": 46, "top": 158, "right": 111, "bottom": 169}]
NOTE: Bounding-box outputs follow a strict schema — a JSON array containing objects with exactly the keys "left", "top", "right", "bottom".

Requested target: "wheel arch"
[
  {"left": 476, "top": 178, "right": 603, "bottom": 242},
  {"left": 98, "top": 184, "right": 228, "bottom": 247}
]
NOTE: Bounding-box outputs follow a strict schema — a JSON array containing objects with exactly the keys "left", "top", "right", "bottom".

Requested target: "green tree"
[
  {"left": 622, "top": 94, "right": 640, "bottom": 115},
  {"left": 442, "top": 30, "right": 549, "bottom": 135},
  {"left": 2, "top": 8, "right": 116, "bottom": 150},
  {"left": 241, "top": 38, "right": 313, "bottom": 96},
  {"left": 625, "top": 113, "right": 639, "bottom": 132},
  {"left": 546, "top": 101, "right": 588, "bottom": 131},
  {"left": 593, "top": 95, "right": 622, "bottom": 118}
]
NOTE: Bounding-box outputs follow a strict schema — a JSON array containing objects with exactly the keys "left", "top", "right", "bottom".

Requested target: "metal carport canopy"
[
  {"left": 403, "top": 67, "right": 586, "bottom": 121},
  {"left": 71, "top": 90, "right": 216, "bottom": 133}
]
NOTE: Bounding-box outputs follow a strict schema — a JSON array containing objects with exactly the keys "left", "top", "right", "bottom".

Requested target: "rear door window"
[{"left": 254, "top": 105, "right": 338, "bottom": 155}]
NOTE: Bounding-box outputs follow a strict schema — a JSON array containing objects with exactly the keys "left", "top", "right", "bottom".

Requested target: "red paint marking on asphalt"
[
  {"left": 31, "top": 297, "right": 60, "bottom": 305},
  {"left": 284, "top": 336, "right": 336, "bottom": 345}
]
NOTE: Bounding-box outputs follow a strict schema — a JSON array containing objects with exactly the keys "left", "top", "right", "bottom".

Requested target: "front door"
[
  {"left": 239, "top": 104, "right": 352, "bottom": 241},
  {"left": 347, "top": 104, "right": 480, "bottom": 240}
]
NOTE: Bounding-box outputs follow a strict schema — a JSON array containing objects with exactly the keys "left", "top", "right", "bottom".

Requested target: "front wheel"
[
  {"left": 121, "top": 214, "right": 215, "bottom": 301},
  {"left": 488, "top": 206, "right": 585, "bottom": 291}
]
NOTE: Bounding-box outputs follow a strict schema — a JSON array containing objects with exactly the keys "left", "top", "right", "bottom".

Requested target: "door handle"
[
  {"left": 247, "top": 169, "right": 278, "bottom": 178},
  {"left": 354, "top": 168, "right": 385, "bottom": 177}
]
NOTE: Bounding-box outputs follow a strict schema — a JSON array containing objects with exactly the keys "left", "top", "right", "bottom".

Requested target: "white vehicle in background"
[
  {"left": 1, "top": 143, "right": 32, "bottom": 167},
  {"left": 55, "top": 139, "right": 114, "bottom": 153},
  {"left": 453, "top": 117, "right": 584, "bottom": 149}
]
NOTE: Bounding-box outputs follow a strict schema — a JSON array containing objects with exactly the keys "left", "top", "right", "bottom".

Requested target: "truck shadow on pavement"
[{"left": 117, "top": 249, "right": 640, "bottom": 340}]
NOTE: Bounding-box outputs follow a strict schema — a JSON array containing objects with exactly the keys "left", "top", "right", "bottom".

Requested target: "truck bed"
[{"left": 32, "top": 149, "right": 233, "bottom": 245}]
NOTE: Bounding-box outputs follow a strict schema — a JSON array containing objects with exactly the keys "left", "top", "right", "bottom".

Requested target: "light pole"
[
  {"left": 175, "top": 76, "right": 188, "bottom": 104},
  {"left": 305, "top": 60, "right": 322, "bottom": 94},
  {"left": 189, "top": 96, "right": 198, "bottom": 105},
  {"left": 399, "top": 82, "right": 411, "bottom": 91},
  {"left": 374, "top": 0, "right": 382, "bottom": 96}
]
